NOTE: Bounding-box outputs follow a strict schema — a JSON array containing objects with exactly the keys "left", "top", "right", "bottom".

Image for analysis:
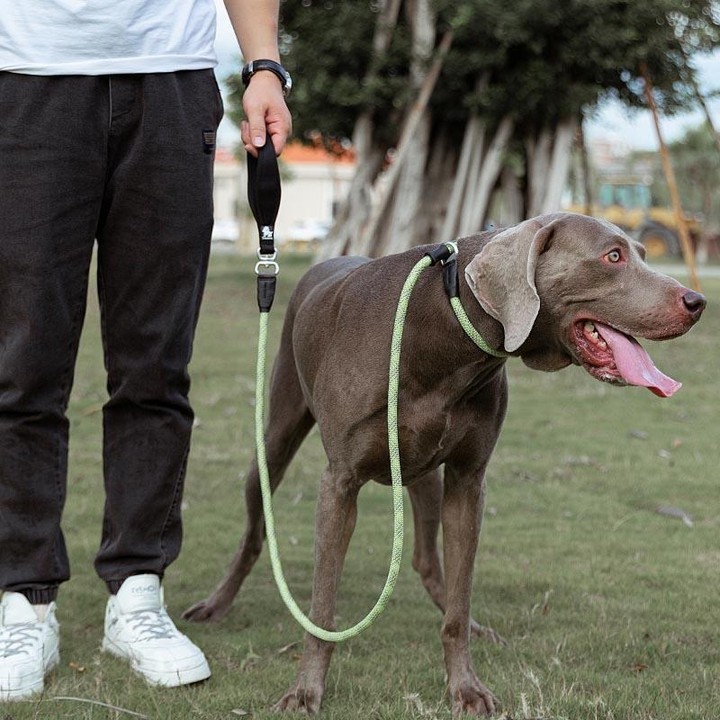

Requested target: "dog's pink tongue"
[{"left": 595, "top": 322, "right": 682, "bottom": 398}]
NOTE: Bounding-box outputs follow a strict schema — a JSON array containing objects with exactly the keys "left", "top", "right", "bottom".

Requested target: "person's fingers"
[{"left": 241, "top": 74, "right": 292, "bottom": 157}]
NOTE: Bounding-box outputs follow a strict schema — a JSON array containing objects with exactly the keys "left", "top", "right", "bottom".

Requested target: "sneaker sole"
[
  {"left": 101, "top": 638, "right": 211, "bottom": 687},
  {"left": 0, "top": 650, "right": 59, "bottom": 701}
]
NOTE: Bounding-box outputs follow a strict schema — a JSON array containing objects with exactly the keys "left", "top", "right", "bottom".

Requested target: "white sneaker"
[
  {"left": 0, "top": 592, "right": 60, "bottom": 700},
  {"left": 102, "top": 574, "right": 210, "bottom": 687}
]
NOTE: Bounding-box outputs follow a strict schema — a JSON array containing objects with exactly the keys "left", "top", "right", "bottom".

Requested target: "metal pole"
[{"left": 640, "top": 63, "right": 701, "bottom": 292}]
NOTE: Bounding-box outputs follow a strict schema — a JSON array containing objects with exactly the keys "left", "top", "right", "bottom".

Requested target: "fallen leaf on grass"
[
  {"left": 231, "top": 710, "right": 250, "bottom": 717},
  {"left": 277, "top": 641, "right": 299, "bottom": 655},
  {"left": 68, "top": 661, "right": 85, "bottom": 672},
  {"left": 630, "top": 662, "right": 649, "bottom": 673},
  {"left": 656, "top": 506, "right": 694, "bottom": 528}
]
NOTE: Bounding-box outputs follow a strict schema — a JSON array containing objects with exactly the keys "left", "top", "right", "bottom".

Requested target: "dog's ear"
[{"left": 464, "top": 217, "right": 556, "bottom": 352}]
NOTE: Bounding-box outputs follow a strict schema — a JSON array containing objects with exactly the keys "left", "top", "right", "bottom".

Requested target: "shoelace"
[
  {"left": 0, "top": 624, "right": 42, "bottom": 658},
  {"left": 124, "top": 610, "right": 177, "bottom": 642}
]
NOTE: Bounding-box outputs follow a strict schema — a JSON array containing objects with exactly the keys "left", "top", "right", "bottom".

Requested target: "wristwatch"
[{"left": 241, "top": 59, "right": 292, "bottom": 97}]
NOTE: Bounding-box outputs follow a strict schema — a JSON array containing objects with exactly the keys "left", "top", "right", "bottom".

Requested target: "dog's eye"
[{"left": 606, "top": 249, "right": 622, "bottom": 263}]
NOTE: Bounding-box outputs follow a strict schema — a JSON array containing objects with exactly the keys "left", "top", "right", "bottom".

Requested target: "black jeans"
[{"left": 0, "top": 70, "right": 223, "bottom": 602}]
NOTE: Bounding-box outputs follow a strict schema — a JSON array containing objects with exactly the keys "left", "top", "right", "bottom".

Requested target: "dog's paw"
[
  {"left": 181, "top": 597, "right": 230, "bottom": 623},
  {"left": 450, "top": 680, "right": 498, "bottom": 717},
  {"left": 273, "top": 684, "right": 323, "bottom": 714},
  {"left": 470, "top": 621, "right": 508, "bottom": 647}
]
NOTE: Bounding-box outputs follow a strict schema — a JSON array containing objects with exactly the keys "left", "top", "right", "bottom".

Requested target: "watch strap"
[{"left": 242, "top": 59, "right": 292, "bottom": 97}]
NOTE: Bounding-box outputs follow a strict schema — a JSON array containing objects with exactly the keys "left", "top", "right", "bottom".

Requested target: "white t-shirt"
[{"left": 0, "top": 0, "right": 218, "bottom": 75}]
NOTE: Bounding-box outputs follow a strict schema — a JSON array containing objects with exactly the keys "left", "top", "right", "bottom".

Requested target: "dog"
[{"left": 184, "top": 212, "right": 705, "bottom": 715}]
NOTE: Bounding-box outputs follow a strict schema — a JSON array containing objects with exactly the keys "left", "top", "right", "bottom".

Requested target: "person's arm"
[{"left": 223, "top": 0, "right": 292, "bottom": 155}]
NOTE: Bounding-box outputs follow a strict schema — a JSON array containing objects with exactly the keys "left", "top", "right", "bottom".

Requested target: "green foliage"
[
  {"left": 272, "top": 0, "right": 413, "bottom": 146},
  {"left": 668, "top": 124, "right": 720, "bottom": 230},
  {"left": 262, "top": 0, "right": 719, "bottom": 147}
]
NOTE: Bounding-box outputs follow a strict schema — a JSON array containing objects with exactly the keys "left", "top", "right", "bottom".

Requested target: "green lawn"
[{"left": 5, "top": 253, "right": 719, "bottom": 720}]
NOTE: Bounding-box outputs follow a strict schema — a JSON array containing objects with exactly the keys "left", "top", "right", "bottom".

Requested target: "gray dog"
[{"left": 185, "top": 212, "right": 705, "bottom": 715}]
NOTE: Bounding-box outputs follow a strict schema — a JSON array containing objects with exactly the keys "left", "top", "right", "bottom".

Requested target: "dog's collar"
[{"left": 425, "top": 242, "right": 509, "bottom": 359}]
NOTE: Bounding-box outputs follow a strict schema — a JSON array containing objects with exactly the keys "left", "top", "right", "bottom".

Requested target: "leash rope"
[
  {"left": 450, "top": 297, "right": 508, "bottom": 358},
  {"left": 248, "top": 140, "right": 506, "bottom": 642},
  {"left": 254, "top": 257, "right": 431, "bottom": 641}
]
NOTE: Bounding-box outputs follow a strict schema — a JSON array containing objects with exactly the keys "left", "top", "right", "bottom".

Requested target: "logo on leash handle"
[{"left": 261, "top": 225, "right": 274, "bottom": 242}]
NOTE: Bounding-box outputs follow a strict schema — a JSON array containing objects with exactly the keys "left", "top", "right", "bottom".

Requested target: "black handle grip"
[{"left": 247, "top": 137, "right": 281, "bottom": 256}]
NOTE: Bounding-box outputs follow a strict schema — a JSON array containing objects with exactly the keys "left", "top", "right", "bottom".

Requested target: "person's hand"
[{"left": 241, "top": 71, "right": 292, "bottom": 157}]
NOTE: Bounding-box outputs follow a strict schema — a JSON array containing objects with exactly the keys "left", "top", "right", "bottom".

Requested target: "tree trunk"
[
  {"left": 377, "top": 0, "right": 436, "bottom": 255},
  {"left": 540, "top": 116, "right": 577, "bottom": 213},
  {"left": 351, "top": 28, "right": 453, "bottom": 256},
  {"left": 498, "top": 165, "right": 524, "bottom": 226},
  {"left": 316, "top": 9, "right": 581, "bottom": 262},
  {"left": 380, "top": 113, "right": 432, "bottom": 255},
  {"left": 441, "top": 115, "right": 484, "bottom": 240},
  {"left": 524, "top": 118, "right": 577, "bottom": 218},
  {"left": 316, "top": 0, "right": 402, "bottom": 261},
  {"left": 422, "top": 130, "right": 458, "bottom": 243},
  {"left": 440, "top": 75, "right": 489, "bottom": 240},
  {"left": 577, "top": 119, "right": 594, "bottom": 216},
  {"left": 459, "top": 115, "right": 514, "bottom": 235},
  {"left": 317, "top": 116, "right": 384, "bottom": 261},
  {"left": 526, "top": 127, "right": 553, "bottom": 217}
]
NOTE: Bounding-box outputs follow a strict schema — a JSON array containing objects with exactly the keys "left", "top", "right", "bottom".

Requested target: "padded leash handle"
[{"left": 247, "top": 137, "right": 281, "bottom": 312}]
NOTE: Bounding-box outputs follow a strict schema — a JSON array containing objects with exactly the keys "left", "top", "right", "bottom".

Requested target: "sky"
[{"left": 212, "top": 0, "right": 720, "bottom": 152}]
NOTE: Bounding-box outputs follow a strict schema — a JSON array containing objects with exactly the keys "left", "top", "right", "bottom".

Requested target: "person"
[{"left": 0, "top": 0, "right": 292, "bottom": 700}]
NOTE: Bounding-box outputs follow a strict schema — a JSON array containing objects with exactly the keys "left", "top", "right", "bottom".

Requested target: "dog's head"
[{"left": 464, "top": 212, "right": 705, "bottom": 396}]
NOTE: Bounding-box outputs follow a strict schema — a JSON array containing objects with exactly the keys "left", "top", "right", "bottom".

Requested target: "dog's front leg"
[
  {"left": 441, "top": 465, "right": 498, "bottom": 717},
  {"left": 274, "top": 467, "right": 359, "bottom": 714}
]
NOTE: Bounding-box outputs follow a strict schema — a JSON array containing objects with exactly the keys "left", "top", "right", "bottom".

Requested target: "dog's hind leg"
[
  {"left": 409, "top": 470, "right": 446, "bottom": 606},
  {"left": 183, "top": 336, "right": 315, "bottom": 623},
  {"left": 408, "top": 471, "right": 506, "bottom": 645}
]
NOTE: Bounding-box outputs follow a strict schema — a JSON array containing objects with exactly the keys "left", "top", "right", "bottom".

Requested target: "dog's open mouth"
[{"left": 573, "top": 320, "right": 681, "bottom": 398}]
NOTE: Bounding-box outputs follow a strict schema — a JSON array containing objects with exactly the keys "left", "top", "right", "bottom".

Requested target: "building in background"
[{"left": 212, "top": 143, "right": 356, "bottom": 253}]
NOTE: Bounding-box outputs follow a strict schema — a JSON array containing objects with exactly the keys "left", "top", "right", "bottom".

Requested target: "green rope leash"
[
  {"left": 254, "top": 241, "right": 508, "bottom": 642},
  {"left": 449, "top": 297, "right": 508, "bottom": 358},
  {"left": 255, "top": 255, "right": 432, "bottom": 642},
  {"left": 249, "top": 139, "right": 506, "bottom": 643}
]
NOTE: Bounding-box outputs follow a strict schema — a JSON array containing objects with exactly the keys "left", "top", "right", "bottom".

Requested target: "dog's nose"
[{"left": 682, "top": 290, "right": 706, "bottom": 318}]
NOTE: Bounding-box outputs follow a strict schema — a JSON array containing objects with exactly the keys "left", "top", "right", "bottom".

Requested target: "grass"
[{"left": 3, "top": 253, "right": 719, "bottom": 720}]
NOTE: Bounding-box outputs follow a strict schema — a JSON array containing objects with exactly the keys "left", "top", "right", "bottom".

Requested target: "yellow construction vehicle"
[{"left": 568, "top": 176, "right": 702, "bottom": 258}]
